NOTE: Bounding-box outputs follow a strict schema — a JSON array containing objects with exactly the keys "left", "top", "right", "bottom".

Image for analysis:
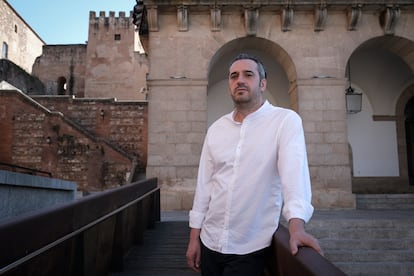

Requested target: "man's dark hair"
[{"left": 230, "top": 53, "right": 267, "bottom": 80}]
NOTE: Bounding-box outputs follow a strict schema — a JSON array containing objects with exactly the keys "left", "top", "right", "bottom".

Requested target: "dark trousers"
[{"left": 200, "top": 241, "right": 269, "bottom": 276}]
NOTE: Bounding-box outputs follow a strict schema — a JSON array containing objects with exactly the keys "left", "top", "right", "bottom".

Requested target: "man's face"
[{"left": 228, "top": 59, "right": 266, "bottom": 106}]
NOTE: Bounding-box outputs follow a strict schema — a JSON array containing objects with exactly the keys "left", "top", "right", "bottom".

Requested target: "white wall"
[
  {"left": 347, "top": 93, "right": 399, "bottom": 176},
  {"left": 347, "top": 48, "right": 413, "bottom": 177}
]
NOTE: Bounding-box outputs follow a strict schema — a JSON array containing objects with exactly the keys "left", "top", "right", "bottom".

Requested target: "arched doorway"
[
  {"left": 348, "top": 36, "right": 414, "bottom": 193},
  {"left": 57, "top": 76, "right": 67, "bottom": 95},
  {"left": 207, "top": 37, "right": 296, "bottom": 126},
  {"left": 405, "top": 96, "right": 414, "bottom": 186}
]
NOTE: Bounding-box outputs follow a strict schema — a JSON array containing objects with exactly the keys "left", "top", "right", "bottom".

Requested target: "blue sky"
[{"left": 7, "top": 0, "right": 135, "bottom": 44}]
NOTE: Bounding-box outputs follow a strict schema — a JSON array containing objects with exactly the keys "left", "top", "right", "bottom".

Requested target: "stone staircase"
[
  {"left": 356, "top": 194, "right": 414, "bottom": 210},
  {"left": 130, "top": 195, "right": 414, "bottom": 276},
  {"left": 303, "top": 195, "right": 414, "bottom": 276}
]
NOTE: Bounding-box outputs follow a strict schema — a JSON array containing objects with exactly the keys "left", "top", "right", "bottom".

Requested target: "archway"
[
  {"left": 397, "top": 84, "right": 414, "bottom": 189},
  {"left": 207, "top": 37, "right": 296, "bottom": 126},
  {"left": 348, "top": 36, "right": 414, "bottom": 193},
  {"left": 57, "top": 76, "right": 67, "bottom": 95},
  {"left": 405, "top": 95, "right": 414, "bottom": 186}
]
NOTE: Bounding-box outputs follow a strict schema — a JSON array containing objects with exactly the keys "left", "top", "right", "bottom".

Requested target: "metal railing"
[
  {"left": 0, "top": 162, "right": 52, "bottom": 177},
  {"left": 0, "top": 175, "right": 346, "bottom": 276},
  {"left": 268, "top": 224, "right": 346, "bottom": 276},
  {"left": 0, "top": 178, "right": 160, "bottom": 276}
]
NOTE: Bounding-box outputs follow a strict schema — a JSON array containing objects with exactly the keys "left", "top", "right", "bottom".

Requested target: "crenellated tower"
[
  {"left": 88, "top": 11, "right": 133, "bottom": 40},
  {"left": 84, "top": 11, "right": 148, "bottom": 100}
]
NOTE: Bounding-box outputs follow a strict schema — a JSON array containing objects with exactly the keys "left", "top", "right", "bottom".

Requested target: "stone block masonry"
[
  {"left": 0, "top": 89, "right": 147, "bottom": 193},
  {"left": 146, "top": 79, "right": 207, "bottom": 210}
]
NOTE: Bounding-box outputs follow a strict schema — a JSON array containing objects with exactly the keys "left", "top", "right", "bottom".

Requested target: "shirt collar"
[{"left": 230, "top": 100, "right": 270, "bottom": 123}]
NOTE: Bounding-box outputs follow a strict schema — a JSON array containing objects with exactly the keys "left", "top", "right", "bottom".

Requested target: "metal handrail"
[
  {"left": 0, "top": 189, "right": 157, "bottom": 274},
  {"left": 269, "top": 224, "right": 346, "bottom": 276},
  {"left": 0, "top": 162, "right": 52, "bottom": 177},
  {"left": 0, "top": 178, "right": 160, "bottom": 276}
]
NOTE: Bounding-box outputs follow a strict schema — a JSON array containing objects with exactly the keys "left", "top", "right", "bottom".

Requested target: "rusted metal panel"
[{"left": 0, "top": 178, "right": 159, "bottom": 276}]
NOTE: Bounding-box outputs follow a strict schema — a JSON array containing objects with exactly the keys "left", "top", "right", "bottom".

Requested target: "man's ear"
[{"left": 260, "top": 79, "right": 267, "bottom": 91}]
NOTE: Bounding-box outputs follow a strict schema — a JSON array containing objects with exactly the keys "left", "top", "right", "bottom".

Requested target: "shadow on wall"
[{"left": 0, "top": 59, "right": 45, "bottom": 94}]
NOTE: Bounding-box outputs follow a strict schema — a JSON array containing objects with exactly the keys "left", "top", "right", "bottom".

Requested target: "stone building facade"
[
  {"left": 31, "top": 11, "right": 149, "bottom": 100},
  {"left": 84, "top": 11, "right": 148, "bottom": 100},
  {"left": 1, "top": 0, "right": 414, "bottom": 210},
  {"left": 0, "top": 0, "right": 44, "bottom": 73},
  {"left": 32, "top": 45, "right": 87, "bottom": 97},
  {"left": 143, "top": 1, "right": 414, "bottom": 210}
]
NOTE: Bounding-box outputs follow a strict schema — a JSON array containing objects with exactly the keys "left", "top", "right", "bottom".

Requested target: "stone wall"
[
  {"left": 144, "top": 1, "right": 414, "bottom": 210},
  {"left": 32, "top": 45, "right": 87, "bottom": 97},
  {"left": 0, "top": 0, "right": 44, "bottom": 73},
  {"left": 85, "top": 11, "right": 148, "bottom": 101},
  {"left": 33, "top": 95, "right": 148, "bottom": 174},
  {"left": 0, "top": 89, "right": 147, "bottom": 192},
  {"left": 0, "top": 59, "right": 45, "bottom": 93},
  {"left": 147, "top": 79, "right": 207, "bottom": 210},
  {"left": 29, "top": 12, "right": 149, "bottom": 100}
]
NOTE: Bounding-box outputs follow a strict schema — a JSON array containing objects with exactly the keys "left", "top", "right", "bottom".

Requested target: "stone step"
[
  {"left": 284, "top": 210, "right": 414, "bottom": 228},
  {"left": 291, "top": 210, "right": 414, "bottom": 275},
  {"left": 356, "top": 194, "right": 414, "bottom": 210},
  {"left": 304, "top": 210, "right": 414, "bottom": 243},
  {"left": 160, "top": 210, "right": 414, "bottom": 276},
  {"left": 335, "top": 261, "right": 414, "bottom": 276},
  {"left": 307, "top": 218, "right": 414, "bottom": 229},
  {"left": 319, "top": 238, "right": 414, "bottom": 250},
  {"left": 326, "top": 249, "right": 414, "bottom": 263},
  {"left": 311, "top": 227, "right": 414, "bottom": 240}
]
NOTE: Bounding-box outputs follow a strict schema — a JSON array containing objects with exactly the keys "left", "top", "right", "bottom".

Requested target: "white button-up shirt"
[{"left": 189, "top": 101, "right": 314, "bottom": 254}]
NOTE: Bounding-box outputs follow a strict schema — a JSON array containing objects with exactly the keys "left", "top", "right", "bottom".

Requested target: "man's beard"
[
  {"left": 232, "top": 85, "right": 251, "bottom": 104},
  {"left": 233, "top": 96, "right": 251, "bottom": 105}
]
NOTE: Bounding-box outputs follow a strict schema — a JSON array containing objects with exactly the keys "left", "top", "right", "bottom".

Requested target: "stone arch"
[
  {"left": 403, "top": 93, "right": 414, "bottom": 186},
  {"left": 349, "top": 35, "right": 414, "bottom": 193},
  {"left": 396, "top": 83, "right": 414, "bottom": 187},
  {"left": 355, "top": 35, "right": 414, "bottom": 74},
  {"left": 206, "top": 37, "right": 297, "bottom": 126}
]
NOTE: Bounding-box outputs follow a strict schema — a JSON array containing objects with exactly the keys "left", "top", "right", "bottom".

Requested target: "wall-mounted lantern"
[{"left": 345, "top": 61, "right": 362, "bottom": 114}]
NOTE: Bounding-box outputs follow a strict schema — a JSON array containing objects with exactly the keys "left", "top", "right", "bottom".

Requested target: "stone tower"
[{"left": 85, "top": 11, "right": 147, "bottom": 100}]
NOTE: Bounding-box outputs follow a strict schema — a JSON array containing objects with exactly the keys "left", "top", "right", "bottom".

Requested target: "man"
[{"left": 186, "top": 53, "right": 322, "bottom": 275}]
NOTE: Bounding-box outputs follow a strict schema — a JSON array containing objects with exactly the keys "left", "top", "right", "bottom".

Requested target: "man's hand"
[
  {"left": 288, "top": 218, "right": 323, "bottom": 256},
  {"left": 186, "top": 228, "right": 201, "bottom": 272}
]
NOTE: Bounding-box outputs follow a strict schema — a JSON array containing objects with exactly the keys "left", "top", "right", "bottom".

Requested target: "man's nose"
[{"left": 236, "top": 75, "right": 246, "bottom": 83}]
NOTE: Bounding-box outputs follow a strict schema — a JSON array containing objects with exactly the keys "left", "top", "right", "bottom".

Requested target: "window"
[
  {"left": 114, "top": 34, "right": 121, "bottom": 41},
  {"left": 2, "top": 42, "right": 8, "bottom": 58},
  {"left": 14, "top": 25, "right": 17, "bottom": 33}
]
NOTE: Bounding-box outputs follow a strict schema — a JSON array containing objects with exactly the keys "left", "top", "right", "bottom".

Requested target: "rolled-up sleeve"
[
  {"left": 189, "top": 135, "right": 214, "bottom": 229},
  {"left": 189, "top": 210, "right": 205, "bottom": 229},
  {"left": 278, "top": 112, "right": 314, "bottom": 223}
]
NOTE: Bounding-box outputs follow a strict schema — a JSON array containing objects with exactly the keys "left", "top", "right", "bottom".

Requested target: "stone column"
[
  {"left": 146, "top": 79, "right": 207, "bottom": 210},
  {"left": 297, "top": 78, "right": 356, "bottom": 209}
]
